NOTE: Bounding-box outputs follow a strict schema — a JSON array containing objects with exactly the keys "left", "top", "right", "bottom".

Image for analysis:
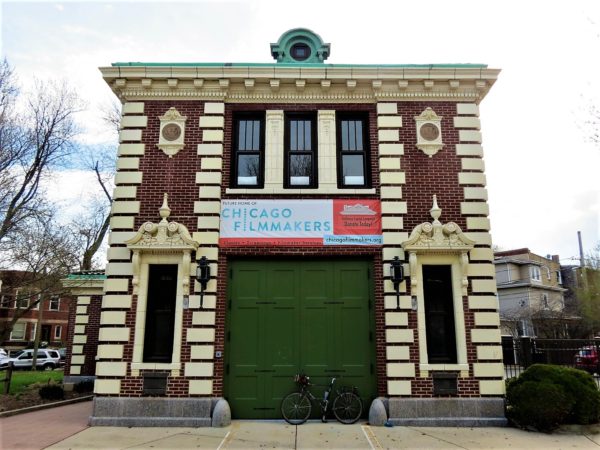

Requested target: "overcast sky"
[{"left": 1, "top": 0, "right": 599, "bottom": 263}]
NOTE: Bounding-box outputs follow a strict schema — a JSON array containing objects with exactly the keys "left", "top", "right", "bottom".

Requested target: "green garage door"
[{"left": 225, "top": 259, "right": 376, "bottom": 419}]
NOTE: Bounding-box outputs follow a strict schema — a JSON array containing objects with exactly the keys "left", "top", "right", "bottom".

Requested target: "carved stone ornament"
[
  {"left": 414, "top": 107, "right": 444, "bottom": 158},
  {"left": 157, "top": 107, "right": 187, "bottom": 157},
  {"left": 402, "top": 195, "right": 475, "bottom": 295},
  {"left": 125, "top": 193, "right": 199, "bottom": 294}
]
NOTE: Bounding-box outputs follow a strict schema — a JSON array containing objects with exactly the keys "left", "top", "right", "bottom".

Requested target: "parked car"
[
  {"left": 574, "top": 346, "right": 599, "bottom": 374},
  {"left": 0, "top": 349, "right": 61, "bottom": 370},
  {"left": 0, "top": 348, "right": 7, "bottom": 358},
  {"left": 58, "top": 347, "right": 67, "bottom": 366}
]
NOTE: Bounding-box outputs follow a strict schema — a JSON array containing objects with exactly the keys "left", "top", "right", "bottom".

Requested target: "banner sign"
[{"left": 219, "top": 199, "right": 382, "bottom": 247}]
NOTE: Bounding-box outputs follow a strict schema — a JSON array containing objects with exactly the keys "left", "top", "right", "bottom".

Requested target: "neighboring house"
[
  {"left": 494, "top": 249, "right": 568, "bottom": 338},
  {"left": 82, "top": 28, "right": 505, "bottom": 426},
  {"left": 0, "top": 270, "right": 70, "bottom": 351},
  {"left": 561, "top": 264, "right": 581, "bottom": 316}
]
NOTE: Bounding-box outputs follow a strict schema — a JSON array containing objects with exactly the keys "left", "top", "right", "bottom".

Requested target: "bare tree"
[
  {"left": 71, "top": 100, "right": 120, "bottom": 270},
  {"left": 0, "top": 214, "right": 80, "bottom": 344},
  {"left": 0, "top": 60, "right": 81, "bottom": 245},
  {"left": 0, "top": 60, "right": 82, "bottom": 342}
]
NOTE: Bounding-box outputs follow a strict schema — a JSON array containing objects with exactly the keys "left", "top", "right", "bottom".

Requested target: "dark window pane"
[
  {"left": 238, "top": 154, "right": 260, "bottom": 185},
  {"left": 354, "top": 121, "right": 363, "bottom": 150},
  {"left": 304, "top": 121, "right": 311, "bottom": 150},
  {"left": 290, "top": 121, "right": 297, "bottom": 151},
  {"left": 252, "top": 120, "right": 260, "bottom": 150},
  {"left": 341, "top": 121, "right": 348, "bottom": 150},
  {"left": 290, "top": 155, "right": 311, "bottom": 185},
  {"left": 342, "top": 154, "right": 365, "bottom": 185},
  {"left": 348, "top": 121, "right": 356, "bottom": 150},
  {"left": 423, "top": 265, "right": 457, "bottom": 363},
  {"left": 238, "top": 121, "right": 246, "bottom": 150},
  {"left": 298, "top": 121, "right": 305, "bottom": 150}
]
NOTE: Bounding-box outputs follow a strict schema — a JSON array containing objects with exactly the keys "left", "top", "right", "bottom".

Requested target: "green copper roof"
[
  {"left": 112, "top": 62, "right": 487, "bottom": 69},
  {"left": 271, "top": 28, "right": 330, "bottom": 63},
  {"left": 66, "top": 270, "right": 106, "bottom": 280}
]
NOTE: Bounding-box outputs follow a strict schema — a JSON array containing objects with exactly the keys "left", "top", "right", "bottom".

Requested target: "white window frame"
[
  {"left": 131, "top": 253, "right": 186, "bottom": 374},
  {"left": 10, "top": 322, "right": 26, "bottom": 341},
  {"left": 49, "top": 296, "right": 60, "bottom": 311},
  {"left": 54, "top": 325, "right": 62, "bottom": 340},
  {"left": 530, "top": 266, "right": 541, "bottom": 282},
  {"left": 542, "top": 294, "right": 549, "bottom": 309},
  {"left": 0, "top": 295, "right": 11, "bottom": 308},
  {"left": 414, "top": 255, "right": 469, "bottom": 373},
  {"left": 15, "top": 289, "right": 29, "bottom": 309},
  {"left": 30, "top": 323, "right": 37, "bottom": 341},
  {"left": 31, "top": 294, "right": 40, "bottom": 310}
]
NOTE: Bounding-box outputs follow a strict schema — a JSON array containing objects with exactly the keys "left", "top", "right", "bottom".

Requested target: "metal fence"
[{"left": 502, "top": 337, "right": 600, "bottom": 380}]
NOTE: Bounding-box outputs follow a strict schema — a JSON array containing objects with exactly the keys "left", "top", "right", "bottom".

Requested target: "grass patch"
[{"left": 0, "top": 370, "right": 63, "bottom": 395}]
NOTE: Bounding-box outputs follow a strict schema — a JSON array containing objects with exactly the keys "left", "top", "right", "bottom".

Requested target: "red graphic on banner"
[
  {"left": 219, "top": 237, "right": 322, "bottom": 247},
  {"left": 332, "top": 200, "right": 382, "bottom": 235}
]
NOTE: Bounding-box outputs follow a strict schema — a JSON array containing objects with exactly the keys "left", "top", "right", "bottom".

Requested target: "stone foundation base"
[
  {"left": 387, "top": 398, "right": 507, "bottom": 427},
  {"left": 90, "top": 397, "right": 219, "bottom": 427},
  {"left": 63, "top": 375, "right": 96, "bottom": 384}
]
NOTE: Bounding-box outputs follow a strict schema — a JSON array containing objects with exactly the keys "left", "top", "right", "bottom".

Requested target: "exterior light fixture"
[
  {"left": 389, "top": 256, "right": 404, "bottom": 310},
  {"left": 195, "top": 256, "right": 211, "bottom": 309}
]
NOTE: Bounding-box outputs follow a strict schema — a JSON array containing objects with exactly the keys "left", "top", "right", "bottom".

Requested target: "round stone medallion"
[
  {"left": 162, "top": 123, "right": 182, "bottom": 141},
  {"left": 419, "top": 123, "right": 440, "bottom": 141}
]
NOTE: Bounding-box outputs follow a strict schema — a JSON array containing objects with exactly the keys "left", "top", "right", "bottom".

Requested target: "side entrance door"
[{"left": 225, "top": 259, "right": 376, "bottom": 419}]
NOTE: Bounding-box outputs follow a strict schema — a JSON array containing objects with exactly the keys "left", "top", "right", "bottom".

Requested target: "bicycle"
[{"left": 280, "top": 373, "right": 363, "bottom": 425}]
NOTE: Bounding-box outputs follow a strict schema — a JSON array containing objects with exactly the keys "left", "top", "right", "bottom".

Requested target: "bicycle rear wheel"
[
  {"left": 332, "top": 391, "right": 362, "bottom": 424},
  {"left": 281, "top": 392, "right": 312, "bottom": 425}
]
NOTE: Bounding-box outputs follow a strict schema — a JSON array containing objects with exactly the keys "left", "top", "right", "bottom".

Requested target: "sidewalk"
[
  {"left": 2, "top": 401, "right": 600, "bottom": 449},
  {"left": 49, "top": 419, "right": 600, "bottom": 449},
  {"left": 0, "top": 400, "right": 91, "bottom": 450}
]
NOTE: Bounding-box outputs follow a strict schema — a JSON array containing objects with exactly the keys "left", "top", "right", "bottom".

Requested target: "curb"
[{"left": 0, "top": 394, "right": 93, "bottom": 418}]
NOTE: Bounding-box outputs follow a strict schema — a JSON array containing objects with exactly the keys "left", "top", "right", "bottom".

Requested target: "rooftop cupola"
[{"left": 270, "top": 28, "right": 330, "bottom": 63}]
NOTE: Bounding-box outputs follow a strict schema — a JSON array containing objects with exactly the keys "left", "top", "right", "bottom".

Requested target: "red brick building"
[
  {"left": 79, "top": 29, "right": 504, "bottom": 426},
  {"left": 0, "top": 271, "right": 70, "bottom": 350}
]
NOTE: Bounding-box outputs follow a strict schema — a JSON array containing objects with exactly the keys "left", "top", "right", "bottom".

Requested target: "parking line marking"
[
  {"left": 216, "top": 431, "right": 231, "bottom": 450},
  {"left": 361, "top": 425, "right": 383, "bottom": 450}
]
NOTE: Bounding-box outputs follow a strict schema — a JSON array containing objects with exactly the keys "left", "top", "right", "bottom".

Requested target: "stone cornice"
[
  {"left": 101, "top": 66, "right": 499, "bottom": 103},
  {"left": 61, "top": 278, "right": 105, "bottom": 295}
]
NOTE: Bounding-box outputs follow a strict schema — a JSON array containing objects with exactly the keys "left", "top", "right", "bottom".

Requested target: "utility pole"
[
  {"left": 578, "top": 231, "right": 585, "bottom": 267},
  {"left": 577, "top": 231, "right": 589, "bottom": 292}
]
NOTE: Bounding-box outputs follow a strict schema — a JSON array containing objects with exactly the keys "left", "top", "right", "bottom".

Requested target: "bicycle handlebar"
[{"left": 293, "top": 374, "right": 337, "bottom": 388}]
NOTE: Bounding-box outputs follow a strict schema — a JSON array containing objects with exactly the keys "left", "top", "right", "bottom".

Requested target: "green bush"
[
  {"left": 506, "top": 364, "right": 600, "bottom": 431},
  {"left": 74, "top": 379, "right": 94, "bottom": 393},
  {"left": 506, "top": 380, "right": 572, "bottom": 432},
  {"left": 39, "top": 384, "right": 64, "bottom": 401}
]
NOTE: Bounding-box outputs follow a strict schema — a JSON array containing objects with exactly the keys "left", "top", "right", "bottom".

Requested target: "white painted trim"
[
  {"left": 415, "top": 254, "right": 468, "bottom": 371},
  {"left": 131, "top": 253, "right": 186, "bottom": 377}
]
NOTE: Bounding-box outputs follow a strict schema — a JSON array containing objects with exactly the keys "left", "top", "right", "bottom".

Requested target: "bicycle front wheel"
[
  {"left": 332, "top": 391, "right": 362, "bottom": 424},
  {"left": 281, "top": 392, "right": 312, "bottom": 425}
]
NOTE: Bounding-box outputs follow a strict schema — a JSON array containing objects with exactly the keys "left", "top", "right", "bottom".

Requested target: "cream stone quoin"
[
  {"left": 157, "top": 107, "right": 187, "bottom": 157},
  {"left": 402, "top": 195, "right": 475, "bottom": 374}
]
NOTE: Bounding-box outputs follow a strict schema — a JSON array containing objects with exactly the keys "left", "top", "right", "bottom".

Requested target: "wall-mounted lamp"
[
  {"left": 390, "top": 256, "right": 404, "bottom": 310},
  {"left": 195, "top": 256, "right": 211, "bottom": 309}
]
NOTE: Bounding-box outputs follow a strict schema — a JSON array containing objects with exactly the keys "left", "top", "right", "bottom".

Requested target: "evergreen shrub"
[{"left": 506, "top": 364, "right": 600, "bottom": 431}]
